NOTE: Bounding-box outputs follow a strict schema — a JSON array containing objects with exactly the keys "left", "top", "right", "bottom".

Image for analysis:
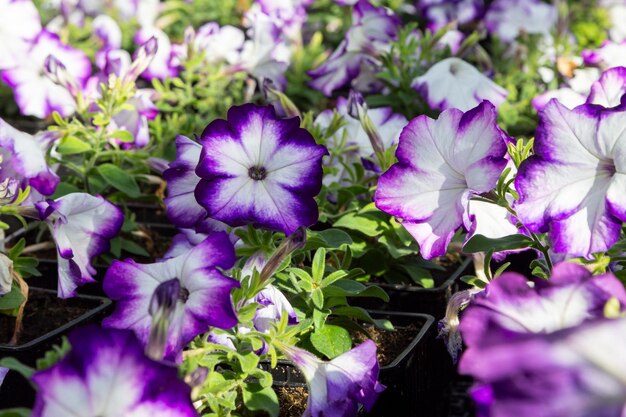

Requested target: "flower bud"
[
  {"left": 44, "top": 55, "right": 80, "bottom": 98},
  {"left": 259, "top": 227, "right": 306, "bottom": 282},
  {"left": 262, "top": 79, "right": 301, "bottom": 119},
  {"left": 347, "top": 90, "right": 385, "bottom": 157},
  {"left": 147, "top": 278, "right": 183, "bottom": 360},
  {"left": 0, "top": 253, "right": 13, "bottom": 296},
  {"left": 126, "top": 37, "right": 158, "bottom": 83}
]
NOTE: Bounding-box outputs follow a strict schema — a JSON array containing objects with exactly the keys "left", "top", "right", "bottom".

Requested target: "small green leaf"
[
  {"left": 120, "top": 239, "right": 149, "bottom": 257},
  {"left": 96, "top": 163, "right": 140, "bottom": 198},
  {"left": 310, "top": 324, "right": 352, "bottom": 359},
  {"left": 0, "top": 357, "right": 34, "bottom": 379},
  {"left": 57, "top": 136, "right": 91, "bottom": 154},
  {"left": 0, "top": 408, "right": 31, "bottom": 417},
  {"left": 0, "top": 285, "right": 25, "bottom": 311},
  {"left": 242, "top": 383, "right": 279, "bottom": 417},
  {"left": 237, "top": 351, "right": 260, "bottom": 374},
  {"left": 110, "top": 130, "right": 134, "bottom": 143},
  {"left": 312, "top": 248, "right": 326, "bottom": 283},
  {"left": 311, "top": 288, "right": 324, "bottom": 309},
  {"left": 463, "top": 234, "right": 534, "bottom": 253}
]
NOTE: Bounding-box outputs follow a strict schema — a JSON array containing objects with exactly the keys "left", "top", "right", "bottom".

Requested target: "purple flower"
[
  {"left": 0, "top": 0, "right": 42, "bottom": 70},
  {"left": 532, "top": 88, "right": 587, "bottom": 111},
  {"left": 1, "top": 30, "right": 91, "bottom": 118},
  {"left": 253, "top": 284, "right": 299, "bottom": 332},
  {"left": 308, "top": 0, "right": 400, "bottom": 96},
  {"left": 459, "top": 262, "right": 626, "bottom": 353},
  {"left": 279, "top": 340, "right": 385, "bottom": 416},
  {"left": 109, "top": 89, "right": 158, "bottom": 148},
  {"left": 103, "top": 233, "right": 239, "bottom": 361},
  {"left": 134, "top": 27, "right": 178, "bottom": 80},
  {"left": 0, "top": 118, "right": 59, "bottom": 196},
  {"left": 32, "top": 326, "right": 197, "bottom": 417},
  {"left": 587, "top": 66, "right": 626, "bottom": 109},
  {"left": 515, "top": 100, "right": 626, "bottom": 257},
  {"left": 417, "top": 0, "right": 484, "bottom": 31},
  {"left": 583, "top": 40, "right": 626, "bottom": 69},
  {"left": 375, "top": 102, "right": 508, "bottom": 259},
  {"left": 485, "top": 0, "right": 556, "bottom": 43},
  {"left": 460, "top": 317, "right": 626, "bottom": 417},
  {"left": 174, "top": 23, "right": 244, "bottom": 66},
  {"left": 36, "top": 193, "right": 124, "bottom": 298},
  {"left": 195, "top": 104, "right": 327, "bottom": 235},
  {"left": 93, "top": 14, "right": 122, "bottom": 51},
  {"left": 412, "top": 58, "right": 508, "bottom": 111}
]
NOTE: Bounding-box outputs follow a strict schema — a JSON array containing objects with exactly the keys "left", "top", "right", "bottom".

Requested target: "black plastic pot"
[
  {"left": 262, "top": 311, "right": 437, "bottom": 417},
  {"left": 0, "top": 288, "right": 112, "bottom": 408},
  {"left": 355, "top": 258, "right": 472, "bottom": 320}
]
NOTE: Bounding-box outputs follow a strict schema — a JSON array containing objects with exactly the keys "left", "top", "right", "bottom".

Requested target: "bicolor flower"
[
  {"left": 195, "top": 104, "right": 327, "bottom": 235},
  {"left": 485, "top": 0, "right": 557, "bottom": 43},
  {"left": 173, "top": 23, "right": 244, "bottom": 67},
  {"left": 253, "top": 284, "right": 299, "bottom": 332},
  {"left": 515, "top": 100, "right": 626, "bottom": 257},
  {"left": 587, "top": 66, "right": 626, "bottom": 108},
  {"left": 279, "top": 340, "right": 385, "bottom": 416},
  {"left": 583, "top": 40, "right": 626, "bottom": 69},
  {"left": 0, "top": 118, "right": 59, "bottom": 196},
  {"left": 412, "top": 58, "right": 508, "bottom": 111},
  {"left": 93, "top": 14, "right": 122, "bottom": 51},
  {"left": 459, "top": 262, "right": 626, "bottom": 356},
  {"left": 134, "top": 27, "right": 178, "bottom": 80},
  {"left": 36, "top": 193, "right": 123, "bottom": 298},
  {"left": 31, "top": 326, "right": 197, "bottom": 417},
  {"left": 0, "top": 0, "right": 41, "bottom": 70},
  {"left": 315, "top": 96, "right": 407, "bottom": 184},
  {"left": 1, "top": 30, "right": 91, "bottom": 118},
  {"left": 103, "top": 233, "right": 239, "bottom": 361},
  {"left": 308, "top": 0, "right": 400, "bottom": 96},
  {"left": 417, "top": 0, "right": 484, "bottom": 31},
  {"left": 532, "top": 88, "right": 587, "bottom": 111},
  {"left": 254, "top": 0, "right": 312, "bottom": 39},
  {"left": 375, "top": 101, "right": 508, "bottom": 259},
  {"left": 460, "top": 317, "right": 626, "bottom": 417}
]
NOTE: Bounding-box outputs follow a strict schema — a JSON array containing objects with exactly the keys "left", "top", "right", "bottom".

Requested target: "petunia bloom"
[
  {"left": 412, "top": 58, "right": 508, "bottom": 111},
  {"left": 36, "top": 193, "right": 123, "bottom": 298},
  {"left": 195, "top": 104, "right": 327, "bottom": 235},
  {"left": 583, "top": 40, "right": 626, "bottom": 69},
  {"left": 0, "top": 0, "right": 42, "bottom": 70},
  {"left": 515, "top": 99, "right": 626, "bottom": 257},
  {"left": 308, "top": 0, "right": 400, "bottom": 96},
  {"left": 460, "top": 316, "right": 626, "bottom": 417},
  {"left": 375, "top": 101, "right": 508, "bottom": 259},
  {"left": 32, "top": 326, "right": 197, "bottom": 417},
  {"left": 586, "top": 66, "right": 626, "bottom": 109},
  {"left": 279, "top": 340, "right": 385, "bottom": 416},
  {"left": 485, "top": 0, "right": 557, "bottom": 43},
  {"left": 0, "top": 118, "right": 59, "bottom": 196},
  {"left": 103, "top": 233, "right": 239, "bottom": 361},
  {"left": 417, "top": 0, "right": 484, "bottom": 31},
  {"left": 459, "top": 262, "right": 626, "bottom": 355},
  {"left": 1, "top": 30, "right": 91, "bottom": 118}
]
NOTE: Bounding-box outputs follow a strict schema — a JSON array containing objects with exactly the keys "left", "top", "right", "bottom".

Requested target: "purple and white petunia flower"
[
  {"left": 0, "top": 118, "right": 60, "bottom": 196},
  {"left": 253, "top": 284, "right": 299, "bottom": 332},
  {"left": 532, "top": 87, "right": 587, "bottom": 111},
  {"left": 515, "top": 99, "right": 626, "bottom": 257},
  {"left": 0, "top": 0, "right": 42, "bottom": 70},
  {"left": 195, "top": 104, "right": 327, "bottom": 235},
  {"left": 254, "top": 0, "right": 312, "bottom": 40},
  {"left": 460, "top": 316, "right": 626, "bottom": 417},
  {"left": 36, "top": 193, "right": 123, "bottom": 298},
  {"left": 103, "top": 233, "right": 239, "bottom": 361},
  {"left": 375, "top": 101, "right": 508, "bottom": 259},
  {"left": 315, "top": 97, "right": 407, "bottom": 184},
  {"left": 459, "top": 262, "right": 626, "bottom": 354},
  {"left": 417, "top": 0, "right": 484, "bottom": 31},
  {"left": 1, "top": 30, "right": 91, "bottom": 118},
  {"left": 484, "top": 0, "right": 557, "bottom": 43},
  {"left": 134, "top": 27, "right": 178, "bottom": 80},
  {"left": 279, "top": 340, "right": 385, "bottom": 416},
  {"left": 173, "top": 23, "right": 245, "bottom": 67},
  {"left": 308, "top": 0, "right": 400, "bottom": 96},
  {"left": 31, "top": 326, "right": 197, "bottom": 417},
  {"left": 583, "top": 40, "right": 626, "bottom": 69},
  {"left": 93, "top": 14, "right": 122, "bottom": 51},
  {"left": 587, "top": 66, "right": 626, "bottom": 108},
  {"left": 412, "top": 58, "right": 508, "bottom": 111}
]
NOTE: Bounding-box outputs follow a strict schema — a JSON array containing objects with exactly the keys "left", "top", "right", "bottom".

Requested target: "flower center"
[
  {"left": 599, "top": 159, "right": 616, "bottom": 176},
  {"left": 248, "top": 165, "right": 267, "bottom": 181},
  {"left": 179, "top": 286, "right": 190, "bottom": 302}
]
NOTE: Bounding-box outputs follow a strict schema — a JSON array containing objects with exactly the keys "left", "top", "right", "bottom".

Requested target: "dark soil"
[
  {"left": 0, "top": 289, "right": 95, "bottom": 345},
  {"left": 277, "top": 386, "right": 308, "bottom": 417},
  {"left": 353, "top": 324, "right": 419, "bottom": 366}
]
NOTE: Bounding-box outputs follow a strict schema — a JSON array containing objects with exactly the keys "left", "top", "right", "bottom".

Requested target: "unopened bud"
[
  {"left": 262, "top": 79, "right": 301, "bottom": 119},
  {"left": 126, "top": 37, "right": 158, "bottom": 83},
  {"left": 347, "top": 90, "right": 384, "bottom": 157},
  {"left": 259, "top": 227, "right": 307, "bottom": 282},
  {"left": 44, "top": 55, "right": 80, "bottom": 98}
]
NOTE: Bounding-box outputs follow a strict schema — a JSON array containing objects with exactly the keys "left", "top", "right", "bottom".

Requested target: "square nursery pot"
[
  {"left": 261, "top": 311, "right": 438, "bottom": 417},
  {"left": 0, "top": 288, "right": 112, "bottom": 408},
  {"left": 355, "top": 258, "right": 472, "bottom": 320}
]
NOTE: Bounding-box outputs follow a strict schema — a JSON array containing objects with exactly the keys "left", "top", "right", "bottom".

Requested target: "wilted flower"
[
  {"left": 1, "top": 30, "right": 91, "bottom": 118},
  {"left": 417, "top": 0, "right": 484, "bottom": 31},
  {"left": 461, "top": 316, "right": 626, "bottom": 417},
  {"left": 375, "top": 102, "right": 508, "bottom": 259},
  {"left": 412, "top": 58, "right": 508, "bottom": 111},
  {"left": 0, "top": 118, "right": 59, "bottom": 196},
  {"left": 36, "top": 193, "right": 124, "bottom": 298},
  {"left": 587, "top": 66, "right": 626, "bottom": 108},
  {"left": 279, "top": 340, "right": 385, "bottom": 416},
  {"left": 515, "top": 100, "right": 626, "bottom": 257},
  {"left": 103, "top": 233, "right": 239, "bottom": 361},
  {"left": 31, "top": 326, "right": 197, "bottom": 417},
  {"left": 485, "top": 0, "right": 557, "bottom": 43},
  {"left": 195, "top": 104, "right": 327, "bottom": 235},
  {"left": 0, "top": 0, "right": 42, "bottom": 70},
  {"left": 308, "top": 0, "right": 400, "bottom": 96},
  {"left": 0, "top": 253, "right": 12, "bottom": 296}
]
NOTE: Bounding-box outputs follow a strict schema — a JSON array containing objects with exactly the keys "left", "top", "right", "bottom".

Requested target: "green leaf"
[
  {"left": 332, "top": 306, "right": 394, "bottom": 330},
  {"left": 236, "top": 351, "right": 260, "bottom": 374},
  {"left": 242, "top": 383, "right": 279, "bottom": 417},
  {"left": 312, "top": 248, "right": 326, "bottom": 283},
  {"left": 334, "top": 212, "right": 386, "bottom": 237},
  {"left": 0, "top": 285, "right": 25, "bottom": 311},
  {"left": 110, "top": 130, "right": 134, "bottom": 143},
  {"left": 305, "top": 229, "right": 353, "bottom": 251},
  {"left": 0, "top": 409, "right": 31, "bottom": 417},
  {"left": 96, "top": 163, "right": 140, "bottom": 198},
  {"left": 57, "top": 136, "right": 91, "bottom": 154},
  {"left": 51, "top": 181, "right": 80, "bottom": 199},
  {"left": 324, "top": 280, "right": 389, "bottom": 301},
  {"left": 0, "top": 357, "right": 35, "bottom": 380},
  {"left": 120, "top": 239, "right": 149, "bottom": 257},
  {"left": 463, "top": 234, "right": 534, "bottom": 253},
  {"left": 310, "top": 324, "right": 352, "bottom": 359},
  {"left": 311, "top": 288, "right": 324, "bottom": 309}
]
